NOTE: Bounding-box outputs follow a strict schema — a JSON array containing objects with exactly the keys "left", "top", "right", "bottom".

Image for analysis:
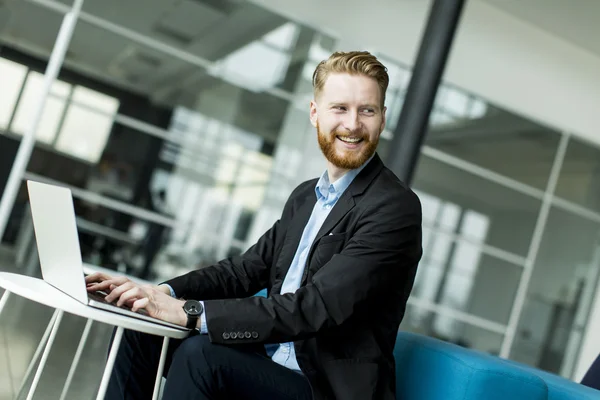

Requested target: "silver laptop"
[{"left": 27, "top": 179, "right": 186, "bottom": 331}]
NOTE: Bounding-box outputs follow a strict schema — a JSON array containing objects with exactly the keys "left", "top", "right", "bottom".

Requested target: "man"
[
  {"left": 582, "top": 354, "right": 600, "bottom": 390},
  {"left": 86, "top": 51, "right": 423, "bottom": 400}
]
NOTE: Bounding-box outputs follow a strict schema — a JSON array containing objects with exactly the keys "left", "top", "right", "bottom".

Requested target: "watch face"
[{"left": 184, "top": 300, "right": 203, "bottom": 317}]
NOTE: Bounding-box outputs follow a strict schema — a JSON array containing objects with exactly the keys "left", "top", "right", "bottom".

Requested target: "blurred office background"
[{"left": 1, "top": 0, "right": 600, "bottom": 398}]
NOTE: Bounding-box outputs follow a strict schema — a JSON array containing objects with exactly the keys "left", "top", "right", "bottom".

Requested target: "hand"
[
  {"left": 85, "top": 272, "right": 188, "bottom": 327},
  {"left": 85, "top": 273, "right": 171, "bottom": 296}
]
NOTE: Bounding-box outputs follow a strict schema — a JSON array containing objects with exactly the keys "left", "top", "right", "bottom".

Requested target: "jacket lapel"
[
  {"left": 273, "top": 192, "right": 316, "bottom": 284},
  {"left": 300, "top": 154, "right": 385, "bottom": 284},
  {"left": 312, "top": 193, "right": 355, "bottom": 241},
  {"left": 313, "top": 153, "right": 384, "bottom": 241}
]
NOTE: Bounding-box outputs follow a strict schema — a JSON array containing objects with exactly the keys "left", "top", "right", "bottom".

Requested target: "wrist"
[{"left": 157, "top": 284, "right": 172, "bottom": 296}]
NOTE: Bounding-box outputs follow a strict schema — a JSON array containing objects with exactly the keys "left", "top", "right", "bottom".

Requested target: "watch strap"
[{"left": 186, "top": 314, "right": 199, "bottom": 329}]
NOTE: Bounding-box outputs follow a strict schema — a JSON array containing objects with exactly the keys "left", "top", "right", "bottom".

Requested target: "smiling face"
[{"left": 310, "top": 73, "right": 386, "bottom": 174}]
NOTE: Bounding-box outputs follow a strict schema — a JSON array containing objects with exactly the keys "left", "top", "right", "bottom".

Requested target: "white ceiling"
[
  {"left": 0, "top": 0, "right": 287, "bottom": 99},
  {"left": 482, "top": 0, "right": 600, "bottom": 56}
]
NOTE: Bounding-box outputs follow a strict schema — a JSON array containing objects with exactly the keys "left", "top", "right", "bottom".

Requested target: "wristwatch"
[{"left": 182, "top": 300, "right": 204, "bottom": 329}]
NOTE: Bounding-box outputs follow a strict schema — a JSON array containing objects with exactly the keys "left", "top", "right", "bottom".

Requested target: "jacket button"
[
  {"left": 251, "top": 331, "right": 259, "bottom": 339},
  {"left": 222, "top": 332, "right": 230, "bottom": 340},
  {"left": 244, "top": 332, "right": 251, "bottom": 339},
  {"left": 230, "top": 332, "right": 238, "bottom": 339}
]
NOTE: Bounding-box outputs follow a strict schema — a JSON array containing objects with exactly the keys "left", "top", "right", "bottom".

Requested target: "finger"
[
  {"left": 105, "top": 281, "right": 136, "bottom": 303},
  {"left": 117, "top": 286, "right": 147, "bottom": 307},
  {"left": 108, "top": 276, "right": 131, "bottom": 286},
  {"left": 124, "top": 297, "right": 137, "bottom": 308},
  {"left": 131, "top": 297, "right": 150, "bottom": 314},
  {"left": 87, "top": 279, "right": 120, "bottom": 293},
  {"left": 84, "top": 272, "right": 109, "bottom": 284},
  {"left": 104, "top": 281, "right": 135, "bottom": 301},
  {"left": 89, "top": 275, "right": 132, "bottom": 293},
  {"left": 86, "top": 280, "right": 114, "bottom": 292},
  {"left": 85, "top": 272, "right": 122, "bottom": 284},
  {"left": 85, "top": 272, "right": 129, "bottom": 291}
]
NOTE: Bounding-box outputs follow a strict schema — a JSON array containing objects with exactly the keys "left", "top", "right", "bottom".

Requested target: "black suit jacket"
[{"left": 165, "top": 153, "right": 423, "bottom": 399}]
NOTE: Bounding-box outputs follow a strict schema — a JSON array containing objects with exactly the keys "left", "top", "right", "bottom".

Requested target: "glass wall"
[
  {"left": 1, "top": 0, "right": 599, "bottom": 392},
  {"left": 401, "top": 82, "right": 600, "bottom": 379}
]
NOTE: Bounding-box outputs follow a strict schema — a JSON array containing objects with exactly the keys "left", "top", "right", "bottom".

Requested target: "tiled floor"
[{"left": 0, "top": 246, "right": 115, "bottom": 400}]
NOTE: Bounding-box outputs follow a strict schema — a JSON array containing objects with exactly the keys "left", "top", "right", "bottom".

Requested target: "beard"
[{"left": 317, "top": 122, "right": 379, "bottom": 170}]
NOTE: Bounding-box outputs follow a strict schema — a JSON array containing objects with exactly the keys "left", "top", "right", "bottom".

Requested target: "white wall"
[{"left": 249, "top": 0, "right": 600, "bottom": 147}]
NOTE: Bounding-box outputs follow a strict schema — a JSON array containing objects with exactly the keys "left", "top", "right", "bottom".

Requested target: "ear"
[
  {"left": 379, "top": 106, "right": 387, "bottom": 135},
  {"left": 309, "top": 100, "right": 318, "bottom": 128}
]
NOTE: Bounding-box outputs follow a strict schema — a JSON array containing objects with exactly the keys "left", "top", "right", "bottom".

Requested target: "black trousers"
[
  {"left": 582, "top": 354, "right": 600, "bottom": 390},
  {"left": 105, "top": 329, "right": 313, "bottom": 400}
]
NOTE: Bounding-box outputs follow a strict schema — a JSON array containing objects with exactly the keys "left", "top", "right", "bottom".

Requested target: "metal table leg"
[
  {"left": 152, "top": 337, "right": 170, "bottom": 400},
  {"left": 25, "top": 309, "right": 64, "bottom": 400},
  {"left": 59, "top": 319, "right": 94, "bottom": 400},
  {"left": 96, "top": 326, "right": 123, "bottom": 400},
  {"left": 15, "top": 309, "right": 60, "bottom": 400},
  {"left": 0, "top": 290, "right": 10, "bottom": 316}
]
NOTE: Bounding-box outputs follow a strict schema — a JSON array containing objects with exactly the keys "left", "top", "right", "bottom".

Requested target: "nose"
[{"left": 343, "top": 110, "right": 360, "bottom": 132}]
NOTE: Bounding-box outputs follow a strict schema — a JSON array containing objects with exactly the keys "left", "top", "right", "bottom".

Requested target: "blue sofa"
[
  {"left": 394, "top": 331, "right": 600, "bottom": 399},
  {"left": 505, "top": 359, "right": 600, "bottom": 400}
]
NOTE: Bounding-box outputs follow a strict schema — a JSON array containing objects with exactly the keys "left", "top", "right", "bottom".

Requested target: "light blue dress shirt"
[
  {"left": 271, "top": 159, "right": 371, "bottom": 371},
  {"left": 163, "top": 157, "right": 372, "bottom": 372}
]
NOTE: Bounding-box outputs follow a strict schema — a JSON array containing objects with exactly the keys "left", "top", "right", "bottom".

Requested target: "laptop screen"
[{"left": 27, "top": 180, "right": 89, "bottom": 304}]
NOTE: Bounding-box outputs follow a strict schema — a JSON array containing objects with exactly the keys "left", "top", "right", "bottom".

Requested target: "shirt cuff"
[
  {"left": 161, "top": 284, "right": 176, "bottom": 298},
  {"left": 199, "top": 300, "right": 208, "bottom": 334}
]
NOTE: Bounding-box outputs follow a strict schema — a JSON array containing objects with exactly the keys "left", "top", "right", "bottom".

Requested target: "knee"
[
  {"left": 171, "top": 335, "right": 213, "bottom": 369},
  {"left": 174, "top": 334, "right": 212, "bottom": 357}
]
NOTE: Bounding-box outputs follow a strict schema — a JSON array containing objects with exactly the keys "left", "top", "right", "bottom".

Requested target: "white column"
[{"left": 0, "top": 0, "right": 85, "bottom": 239}]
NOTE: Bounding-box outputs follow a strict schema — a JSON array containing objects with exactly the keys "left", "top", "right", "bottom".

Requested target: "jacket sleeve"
[
  {"left": 202, "top": 189, "right": 422, "bottom": 345},
  {"left": 162, "top": 182, "right": 308, "bottom": 300},
  {"left": 162, "top": 220, "right": 278, "bottom": 300}
]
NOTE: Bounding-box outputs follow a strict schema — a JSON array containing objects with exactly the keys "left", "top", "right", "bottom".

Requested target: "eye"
[{"left": 361, "top": 108, "right": 375, "bottom": 114}]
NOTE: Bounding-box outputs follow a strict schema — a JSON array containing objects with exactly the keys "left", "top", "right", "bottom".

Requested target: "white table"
[{"left": 0, "top": 272, "right": 189, "bottom": 400}]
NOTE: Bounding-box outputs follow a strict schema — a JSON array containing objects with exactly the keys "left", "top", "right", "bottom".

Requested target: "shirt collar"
[{"left": 315, "top": 155, "right": 375, "bottom": 202}]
